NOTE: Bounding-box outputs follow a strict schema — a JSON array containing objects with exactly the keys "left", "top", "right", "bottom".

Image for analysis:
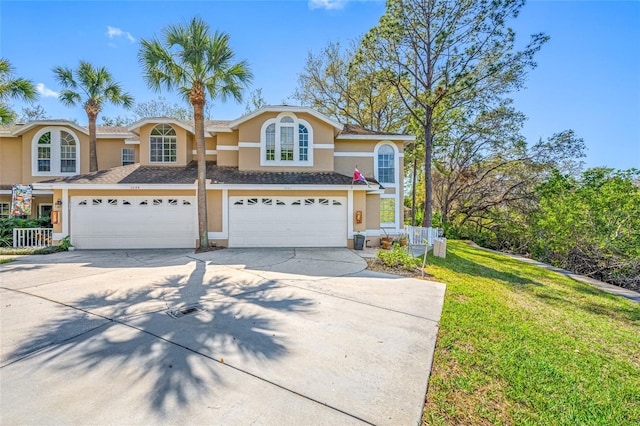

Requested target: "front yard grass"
[{"left": 422, "top": 240, "right": 639, "bottom": 425}]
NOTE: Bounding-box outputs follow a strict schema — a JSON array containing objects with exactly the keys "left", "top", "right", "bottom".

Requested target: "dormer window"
[
  {"left": 260, "top": 114, "right": 313, "bottom": 166},
  {"left": 32, "top": 128, "right": 79, "bottom": 175},
  {"left": 150, "top": 124, "right": 177, "bottom": 163}
]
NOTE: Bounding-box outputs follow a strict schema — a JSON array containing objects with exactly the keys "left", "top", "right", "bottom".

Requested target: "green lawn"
[{"left": 422, "top": 241, "right": 640, "bottom": 425}]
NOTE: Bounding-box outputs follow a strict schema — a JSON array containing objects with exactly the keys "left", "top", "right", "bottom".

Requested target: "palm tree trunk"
[
  {"left": 88, "top": 112, "right": 98, "bottom": 172},
  {"left": 193, "top": 99, "right": 210, "bottom": 250}
]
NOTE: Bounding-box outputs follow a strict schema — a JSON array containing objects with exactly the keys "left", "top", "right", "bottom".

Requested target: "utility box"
[{"left": 433, "top": 238, "right": 447, "bottom": 258}]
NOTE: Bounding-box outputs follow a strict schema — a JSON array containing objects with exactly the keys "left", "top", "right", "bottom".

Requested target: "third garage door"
[{"left": 228, "top": 196, "right": 347, "bottom": 247}]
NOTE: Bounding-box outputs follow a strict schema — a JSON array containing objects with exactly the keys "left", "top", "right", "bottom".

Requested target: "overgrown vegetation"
[
  {"left": 422, "top": 241, "right": 640, "bottom": 425},
  {"left": 452, "top": 168, "right": 640, "bottom": 290},
  {"left": 377, "top": 244, "right": 420, "bottom": 270}
]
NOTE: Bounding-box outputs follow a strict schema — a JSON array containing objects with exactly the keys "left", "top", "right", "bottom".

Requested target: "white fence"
[
  {"left": 12, "top": 228, "right": 53, "bottom": 248},
  {"left": 404, "top": 226, "right": 443, "bottom": 247}
]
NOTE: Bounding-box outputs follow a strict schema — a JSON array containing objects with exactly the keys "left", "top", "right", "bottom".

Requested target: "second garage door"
[
  {"left": 228, "top": 196, "right": 347, "bottom": 247},
  {"left": 70, "top": 196, "right": 197, "bottom": 249}
]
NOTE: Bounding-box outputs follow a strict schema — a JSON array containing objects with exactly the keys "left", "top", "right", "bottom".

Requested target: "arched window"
[
  {"left": 260, "top": 114, "right": 313, "bottom": 166},
  {"left": 60, "top": 131, "right": 76, "bottom": 172},
  {"left": 150, "top": 124, "right": 177, "bottom": 163},
  {"left": 32, "top": 128, "right": 80, "bottom": 175},
  {"left": 37, "top": 132, "right": 51, "bottom": 172},
  {"left": 377, "top": 144, "right": 395, "bottom": 183}
]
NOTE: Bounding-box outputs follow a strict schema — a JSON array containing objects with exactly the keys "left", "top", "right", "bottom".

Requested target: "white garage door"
[
  {"left": 70, "top": 196, "right": 196, "bottom": 249},
  {"left": 229, "top": 196, "right": 347, "bottom": 247}
]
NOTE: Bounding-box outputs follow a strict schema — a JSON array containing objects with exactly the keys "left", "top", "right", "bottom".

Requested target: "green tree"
[
  {"left": 0, "top": 58, "right": 38, "bottom": 124},
  {"left": 139, "top": 17, "right": 252, "bottom": 250},
  {"left": 535, "top": 168, "right": 640, "bottom": 289},
  {"left": 359, "top": 0, "right": 548, "bottom": 227},
  {"left": 53, "top": 61, "right": 134, "bottom": 171}
]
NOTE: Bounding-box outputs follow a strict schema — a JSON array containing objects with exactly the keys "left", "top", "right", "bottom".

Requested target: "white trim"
[
  {"left": 0, "top": 189, "right": 53, "bottom": 195},
  {"left": 218, "top": 188, "right": 229, "bottom": 239},
  {"left": 124, "top": 139, "right": 140, "bottom": 145},
  {"left": 128, "top": 117, "right": 194, "bottom": 134},
  {"left": 314, "top": 144, "right": 334, "bottom": 150},
  {"left": 347, "top": 190, "right": 354, "bottom": 238},
  {"left": 398, "top": 153, "right": 405, "bottom": 158},
  {"left": 337, "top": 134, "right": 415, "bottom": 141},
  {"left": 206, "top": 126, "right": 233, "bottom": 134},
  {"left": 217, "top": 145, "right": 239, "bottom": 151},
  {"left": 191, "top": 150, "right": 218, "bottom": 155},
  {"left": 333, "top": 152, "right": 374, "bottom": 157},
  {"left": 259, "top": 113, "right": 314, "bottom": 167},
  {"left": 374, "top": 141, "right": 399, "bottom": 188},
  {"left": 38, "top": 203, "right": 53, "bottom": 217},
  {"left": 96, "top": 133, "right": 131, "bottom": 139},
  {"left": 11, "top": 120, "right": 89, "bottom": 136},
  {"left": 238, "top": 142, "right": 260, "bottom": 148},
  {"left": 61, "top": 188, "right": 69, "bottom": 236},
  {"left": 380, "top": 194, "right": 399, "bottom": 229},
  {"left": 229, "top": 106, "right": 343, "bottom": 130},
  {"left": 53, "top": 232, "right": 65, "bottom": 241},
  {"left": 33, "top": 183, "right": 196, "bottom": 190},
  {"left": 31, "top": 126, "right": 81, "bottom": 177}
]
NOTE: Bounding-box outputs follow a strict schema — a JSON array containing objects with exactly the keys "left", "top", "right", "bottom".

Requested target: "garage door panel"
[
  {"left": 71, "top": 196, "right": 196, "bottom": 249},
  {"left": 229, "top": 196, "right": 347, "bottom": 248}
]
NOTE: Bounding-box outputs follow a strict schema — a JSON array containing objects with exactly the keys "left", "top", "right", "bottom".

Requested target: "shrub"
[{"left": 377, "top": 245, "right": 420, "bottom": 271}]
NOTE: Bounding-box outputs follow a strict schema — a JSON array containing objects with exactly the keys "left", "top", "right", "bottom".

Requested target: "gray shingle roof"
[{"left": 38, "top": 162, "right": 378, "bottom": 187}]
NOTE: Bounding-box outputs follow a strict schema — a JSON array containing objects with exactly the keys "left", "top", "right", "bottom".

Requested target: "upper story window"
[
  {"left": 32, "top": 128, "right": 80, "bottom": 176},
  {"left": 376, "top": 143, "right": 396, "bottom": 184},
  {"left": 150, "top": 124, "right": 177, "bottom": 163},
  {"left": 260, "top": 114, "right": 313, "bottom": 166}
]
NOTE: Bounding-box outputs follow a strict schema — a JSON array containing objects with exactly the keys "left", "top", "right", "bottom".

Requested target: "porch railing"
[
  {"left": 404, "top": 226, "right": 443, "bottom": 247},
  {"left": 12, "top": 228, "right": 53, "bottom": 248}
]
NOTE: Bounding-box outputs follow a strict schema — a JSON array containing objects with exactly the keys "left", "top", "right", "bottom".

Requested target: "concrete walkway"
[
  {"left": 467, "top": 242, "right": 640, "bottom": 303},
  {"left": 0, "top": 248, "right": 446, "bottom": 425}
]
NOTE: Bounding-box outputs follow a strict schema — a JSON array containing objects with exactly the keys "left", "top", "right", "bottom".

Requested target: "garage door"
[
  {"left": 70, "top": 196, "right": 196, "bottom": 249},
  {"left": 228, "top": 196, "right": 347, "bottom": 247}
]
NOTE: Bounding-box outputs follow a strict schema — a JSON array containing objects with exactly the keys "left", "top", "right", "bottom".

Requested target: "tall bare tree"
[{"left": 359, "top": 0, "right": 548, "bottom": 227}]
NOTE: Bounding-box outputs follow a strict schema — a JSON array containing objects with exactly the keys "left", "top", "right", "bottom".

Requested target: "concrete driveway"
[{"left": 0, "top": 248, "right": 445, "bottom": 425}]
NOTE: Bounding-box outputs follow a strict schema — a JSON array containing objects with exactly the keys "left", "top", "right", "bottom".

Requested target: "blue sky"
[{"left": 2, "top": 0, "right": 638, "bottom": 170}]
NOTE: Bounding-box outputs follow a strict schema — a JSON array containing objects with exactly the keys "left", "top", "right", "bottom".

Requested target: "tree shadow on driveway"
[{"left": 2, "top": 257, "right": 313, "bottom": 418}]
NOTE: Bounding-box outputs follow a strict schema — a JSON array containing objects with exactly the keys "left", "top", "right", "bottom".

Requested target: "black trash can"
[{"left": 354, "top": 234, "right": 365, "bottom": 250}]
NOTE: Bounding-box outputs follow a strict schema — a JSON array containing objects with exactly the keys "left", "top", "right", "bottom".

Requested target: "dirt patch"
[{"left": 365, "top": 257, "right": 435, "bottom": 280}]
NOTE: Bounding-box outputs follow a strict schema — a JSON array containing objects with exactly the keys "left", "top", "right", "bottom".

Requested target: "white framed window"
[
  {"left": 260, "top": 113, "right": 313, "bottom": 166},
  {"left": 375, "top": 143, "right": 397, "bottom": 184},
  {"left": 150, "top": 124, "right": 177, "bottom": 163},
  {"left": 32, "top": 127, "right": 80, "bottom": 176},
  {"left": 122, "top": 148, "right": 135, "bottom": 166},
  {"left": 38, "top": 203, "right": 53, "bottom": 218},
  {"left": 0, "top": 202, "right": 9, "bottom": 218},
  {"left": 380, "top": 197, "right": 396, "bottom": 225}
]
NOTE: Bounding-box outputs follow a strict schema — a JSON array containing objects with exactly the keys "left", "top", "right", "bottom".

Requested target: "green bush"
[
  {"left": 0, "top": 217, "right": 53, "bottom": 247},
  {"left": 377, "top": 245, "right": 420, "bottom": 271}
]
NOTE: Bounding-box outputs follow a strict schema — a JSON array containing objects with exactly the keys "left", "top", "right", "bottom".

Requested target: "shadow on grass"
[
  {"left": 2, "top": 257, "right": 313, "bottom": 417},
  {"left": 428, "top": 249, "right": 541, "bottom": 287}
]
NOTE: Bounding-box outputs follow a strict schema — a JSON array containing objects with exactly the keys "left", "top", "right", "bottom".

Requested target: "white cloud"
[
  {"left": 308, "top": 0, "right": 347, "bottom": 10},
  {"left": 36, "top": 83, "right": 59, "bottom": 98},
  {"left": 106, "top": 26, "right": 135, "bottom": 43}
]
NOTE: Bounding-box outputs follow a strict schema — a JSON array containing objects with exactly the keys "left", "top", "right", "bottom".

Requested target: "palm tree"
[
  {"left": 139, "top": 17, "right": 253, "bottom": 250},
  {"left": 53, "top": 61, "right": 134, "bottom": 172},
  {"left": 0, "top": 58, "right": 38, "bottom": 124}
]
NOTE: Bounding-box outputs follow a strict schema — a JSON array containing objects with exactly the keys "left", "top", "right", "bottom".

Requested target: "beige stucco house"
[{"left": 0, "top": 106, "right": 413, "bottom": 249}]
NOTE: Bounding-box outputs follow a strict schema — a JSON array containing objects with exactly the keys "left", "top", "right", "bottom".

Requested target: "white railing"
[
  {"left": 12, "top": 228, "right": 53, "bottom": 248},
  {"left": 404, "top": 226, "right": 442, "bottom": 247}
]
